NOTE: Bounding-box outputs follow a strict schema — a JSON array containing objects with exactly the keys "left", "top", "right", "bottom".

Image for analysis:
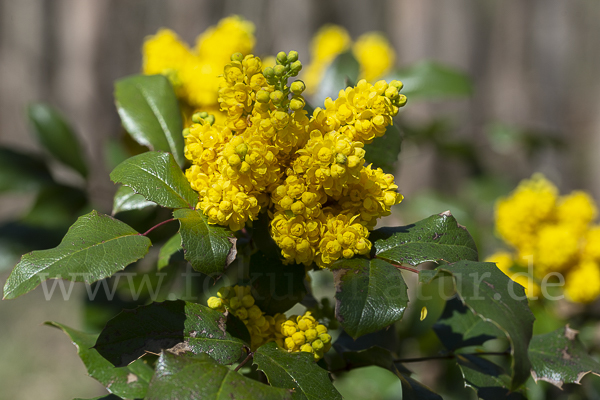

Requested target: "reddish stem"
[
  {"left": 140, "top": 218, "right": 176, "bottom": 236},
  {"left": 376, "top": 257, "right": 419, "bottom": 274}
]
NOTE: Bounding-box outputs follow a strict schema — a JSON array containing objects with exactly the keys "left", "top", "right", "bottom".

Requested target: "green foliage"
[
  {"left": 27, "top": 103, "right": 89, "bottom": 177},
  {"left": 110, "top": 151, "right": 198, "bottom": 209},
  {"left": 0, "top": 147, "right": 53, "bottom": 193},
  {"left": 94, "top": 300, "right": 248, "bottom": 367},
  {"left": 313, "top": 51, "right": 359, "bottom": 104},
  {"left": 3, "top": 210, "right": 151, "bottom": 299},
  {"left": 114, "top": 74, "right": 185, "bottom": 167},
  {"left": 387, "top": 61, "right": 472, "bottom": 100},
  {"left": 254, "top": 342, "right": 342, "bottom": 400},
  {"left": 146, "top": 352, "right": 293, "bottom": 400},
  {"left": 112, "top": 185, "right": 156, "bottom": 215},
  {"left": 363, "top": 124, "right": 403, "bottom": 173},
  {"left": 157, "top": 232, "right": 182, "bottom": 270}
]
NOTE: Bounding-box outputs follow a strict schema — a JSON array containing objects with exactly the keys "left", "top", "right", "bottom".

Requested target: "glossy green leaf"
[
  {"left": 331, "top": 257, "right": 408, "bottom": 338},
  {"left": 110, "top": 151, "right": 197, "bottom": 209},
  {"left": 146, "top": 351, "right": 292, "bottom": 400},
  {"left": 313, "top": 51, "right": 359, "bottom": 105},
  {"left": 0, "top": 147, "right": 53, "bottom": 192},
  {"left": 529, "top": 325, "right": 600, "bottom": 389},
  {"left": 94, "top": 300, "right": 247, "bottom": 367},
  {"left": 420, "top": 260, "right": 535, "bottom": 390},
  {"left": 27, "top": 103, "right": 88, "bottom": 177},
  {"left": 363, "top": 124, "right": 402, "bottom": 174},
  {"left": 174, "top": 208, "right": 236, "bottom": 276},
  {"left": 458, "top": 358, "right": 526, "bottom": 400},
  {"left": 46, "top": 321, "right": 152, "bottom": 399},
  {"left": 21, "top": 184, "right": 88, "bottom": 229},
  {"left": 114, "top": 74, "right": 185, "bottom": 166},
  {"left": 3, "top": 210, "right": 151, "bottom": 299},
  {"left": 249, "top": 251, "right": 307, "bottom": 314},
  {"left": 157, "top": 232, "right": 182, "bottom": 270},
  {"left": 73, "top": 395, "right": 122, "bottom": 400},
  {"left": 254, "top": 342, "right": 342, "bottom": 400},
  {"left": 398, "top": 373, "right": 443, "bottom": 400},
  {"left": 112, "top": 185, "right": 156, "bottom": 215},
  {"left": 373, "top": 211, "right": 478, "bottom": 267},
  {"left": 387, "top": 61, "right": 472, "bottom": 100}
]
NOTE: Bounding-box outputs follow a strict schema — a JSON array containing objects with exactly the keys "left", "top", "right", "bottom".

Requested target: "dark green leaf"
[
  {"left": 331, "top": 257, "right": 408, "bottom": 338},
  {"left": 21, "top": 184, "right": 88, "bottom": 229},
  {"left": 458, "top": 362, "right": 527, "bottom": 400},
  {"left": 27, "top": 103, "right": 88, "bottom": 177},
  {"left": 174, "top": 208, "right": 236, "bottom": 276},
  {"left": 254, "top": 342, "right": 342, "bottom": 400},
  {"left": 0, "top": 147, "right": 53, "bottom": 192},
  {"left": 373, "top": 211, "right": 478, "bottom": 266},
  {"left": 398, "top": 373, "right": 443, "bottom": 400},
  {"left": 46, "top": 321, "right": 152, "bottom": 399},
  {"left": 114, "top": 74, "right": 185, "bottom": 167},
  {"left": 110, "top": 151, "right": 197, "bottom": 209},
  {"left": 529, "top": 325, "right": 600, "bottom": 389},
  {"left": 112, "top": 185, "right": 156, "bottom": 215},
  {"left": 387, "top": 61, "right": 472, "bottom": 100},
  {"left": 249, "top": 251, "right": 307, "bottom": 314},
  {"left": 313, "top": 51, "right": 359, "bottom": 105},
  {"left": 157, "top": 232, "right": 182, "bottom": 270},
  {"left": 94, "top": 300, "right": 246, "bottom": 367},
  {"left": 3, "top": 210, "right": 151, "bottom": 299},
  {"left": 146, "top": 351, "right": 292, "bottom": 400},
  {"left": 73, "top": 395, "right": 122, "bottom": 400},
  {"left": 363, "top": 124, "right": 402, "bottom": 173},
  {"left": 420, "top": 260, "right": 535, "bottom": 390}
]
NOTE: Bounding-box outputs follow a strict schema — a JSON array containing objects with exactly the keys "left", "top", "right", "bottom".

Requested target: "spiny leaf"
[
  {"left": 114, "top": 74, "right": 185, "bottom": 167},
  {"left": 94, "top": 300, "right": 247, "bottom": 367},
  {"left": 112, "top": 185, "right": 156, "bottom": 215},
  {"left": 110, "top": 151, "right": 198, "bottom": 209},
  {"left": 3, "top": 210, "right": 151, "bottom": 299}
]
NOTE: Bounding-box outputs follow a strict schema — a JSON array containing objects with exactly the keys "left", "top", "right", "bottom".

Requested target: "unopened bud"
[
  {"left": 335, "top": 153, "right": 348, "bottom": 165},
  {"left": 289, "top": 97, "right": 305, "bottom": 111},
  {"left": 290, "top": 80, "right": 306, "bottom": 94},
  {"left": 205, "top": 114, "right": 215, "bottom": 125},
  {"left": 390, "top": 80, "right": 404, "bottom": 91},
  {"left": 231, "top": 52, "right": 244, "bottom": 62},
  {"left": 256, "top": 89, "right": 271, "bottom": 103},
  {"left": 263, "top": 67, "right": 274, "bottom": 79},
  {"left": 287, "top": 51, "right": 299, "bottom": 63},
  {"left": 235, "top": 143, "right": 249, "bottom": 158},
  {"left": 289, "top": 60, "right": 302, "bottom": 74},
  {"left": 398, "top": 94, "right": 407, "bottom": 107},
  {"left": 270, "top": 90, "right": 284, "bottom": 103},
  {"left": 274, "top": 64, "right": 286, "bottom": 77},
  {"left": 276, "top": 51, "right": 287, "bottom": 64}
]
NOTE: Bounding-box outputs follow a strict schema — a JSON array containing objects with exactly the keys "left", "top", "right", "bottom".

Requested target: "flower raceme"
[
  {"left": 207, "top": 285, "right": 331, "bottom": 359},
  {"left": 488, "top": 174, "right": 600, "bottom": 303},
  {"left": 183, "top": 50, "right": 406, "bottom": 268}
]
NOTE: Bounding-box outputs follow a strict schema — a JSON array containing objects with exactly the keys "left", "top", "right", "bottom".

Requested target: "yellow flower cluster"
[
  {"left": 303, "top": 25, "right": 395, "bottom": 94},
  {"left": 142, "top": 16, "right": 255, "bottom": 119},
  {"left": 489, "top": 174, "right": 600, "bottom": 303},
  {"left": 184, "top": 51, "right": 406, "bottom": 267},
  {"left": 207, "top": 285, "right": 331, "bottom": 359}
]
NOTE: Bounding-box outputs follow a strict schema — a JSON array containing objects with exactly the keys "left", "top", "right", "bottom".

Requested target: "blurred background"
[{"left": 1, "top": 0, "right": 600, "bottom": 399}]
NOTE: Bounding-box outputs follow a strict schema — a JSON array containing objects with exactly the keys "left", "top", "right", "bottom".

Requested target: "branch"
[
  {"left": 234, "top": 349, "right": 254, "bottom": 372},
  {"left": 140, "top": 218, "right": 176, "bottom": 236},
  {"left": 394, "top": 351, "right": 511, "bottom": 364},
  {"left": 375, "top": 257, "right": 419, "bottom": 274}
]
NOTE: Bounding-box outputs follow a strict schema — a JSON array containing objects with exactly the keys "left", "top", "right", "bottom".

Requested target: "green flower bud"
[
  {"left": 231, "top": 52, "right": 244, "bottom": 62},
  {"left": 289, "top": 60, "right": 302, "bottom": 74},
  {"left": 241, "top": 294, "right": 255, "bottom": 308},
  {"left": 289, "top": 97, "right": 305, "bottom": 111},
  {"left": 300, "top": 344, "right": 314, "bottom": 353},
  {"left": 205, "top": 114, "right": 215, "bottom": 126},
  {"left": 290, "top": 80, "right": 306, "bottom": 94},
  {"left": 235, "top": 307, "right": 248, "bottom": 320},
  {"left": 318, "top": 333, "right": 332, "bottom": 344},
  {"left": 311, "top": 339, "right": 324, "bottom": 351},
  {"left": 270, "top": 90, "right": 284, "bottom": 103},
  {"left": 287, "top": 51, "right": 299, "bottom": 63},
  {"left": 276, "top": 51, "right": 287, "bottom": 64},
  {"left": 182, "top": 127, "right": 190, "bottom": 137},
  {"left": 235, "top": 143, "right": 249, "bottom": 159},
  {"left": 304, "top": 328, "right": 318, "bottom": 342},
  {"left": 273, "top": 64, "right": 286, "bottom": 77},
  {"left": 256, "top": 89, "right": 271, "bottom": 103},
  {"left": 390, "top": 80, "right": 404, "bottom": 91},
  {"left": 263, "top": 67, "right": 274, "bottom": 79},
  {"left": 385, "top": 86, "right": 399, "bottom": 99},
  {"left": 229, "top": 297, "right": 241, "bottom": 310},
  {"left": 335, "top": 153, "right": 348, "bottom": 165},
  {"left": 217, "top": 286, "right": 231, "bottom": 299},
  {"left": 398, "top": 94, "right": 407, "bottom": 107}
]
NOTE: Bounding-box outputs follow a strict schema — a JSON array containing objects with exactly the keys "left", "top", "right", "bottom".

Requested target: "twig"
[
  {"left": 394, "top": 351, "right": 510, "bottom": 364},
  {"left": 234, "top": 349, "right": 254, "bottom": 372},
  {"left": 140, "top": 218, "right": 176, "bottom": 236},
  {"left": 376, "top": 257, "right": 419, "bottom": 274}
]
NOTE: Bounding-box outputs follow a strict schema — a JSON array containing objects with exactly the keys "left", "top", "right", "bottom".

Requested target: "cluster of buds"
[{"left": 207, "top": 285, "right": 331, "bottom": 360}]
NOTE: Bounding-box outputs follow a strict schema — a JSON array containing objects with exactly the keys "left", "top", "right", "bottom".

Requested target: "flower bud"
[
  {"left": 304, "top": 328, "right": 317, "bottom": 342},
  {"left": 270, "top": 90, "right": 284, "bottom": 103},
  {"left": 289, "top": 97, "right": 305, "bottom": 111},
  {"left": 398, "top": 94, "right": 407, "bottom": 107},
  {"left": 284, "top": 337, "right": 296, "bottom": 351},
  {"left": 276, "top": 51, "right": 287, "bottom": 64},
  {"left": 274, "top": 64, "right": 286, "bottom": 77},
  {"left": 217, "top": 286, "right": 231, "bottom": 299},
  {"left": 290, "top": 80, "right": 305, "bottom": 94},
  {"left": 292, "top": 331, "right": 306, "bottom": 346},
  {"left": 207, "top": 296, "right": 222, "bottom": 310},
  {"left": 229, "top": 297, "right": 241, "bottom": 310},
  {"left": 289, "top": 60, "right": 302, "bottom": 74},
  {"left": 287, "top": 51, "right": 299, "bottom": 63},
  {"left": 241, "top": 294, "right": 255, "bottom": 308},
  {"left": 300, "top": 344, "right": 314, "bottom": 353},
  {"left": 205, "top": 114, "right": 215, "bottom": 125},
  {"left": 390, "top": 80, "right": 404, "bottom": 91},
  {"left": 311, "top": 339, "right": 324, "bottom": 351},
  {"left": 182, "top": 127, "right": 190, "bottom": 137},
  {"left": 263, "top": 67, "right": 274, "bottom": 79},
  {"left": 335, "top": 153, "right": 348, "bottom": 165},
  {"left": 319, "top": 333, "right": 331, "bottom": 344},
  {"left": 256, "top": 89, "right": 271, "bottom": 103},
  {"left": 315, "top": 324, "right": 327, "bottom": 335},
  {"left": 231, "top": 52, "right": 244, "bottom": 62},
  {"left": 235, "top": 307, "right": 248, "bottom": 320},
  {"left": 235, "top": 143, "right": 249, "bottom": 159}
]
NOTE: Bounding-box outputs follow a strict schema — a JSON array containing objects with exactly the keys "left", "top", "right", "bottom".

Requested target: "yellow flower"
[
  {"left": 316, "top": 212, "right": 371, "bottom": 268},
  {"left": 195, "top": 16, "right": 255, "bottom": 64},
  {"left": 353, "top": 32, "right": 395, "bottom": 82},
  {"left": 484, "top": 251, "right": 539, "bottom": 298},
  {"left": 556, "top": 191, "right": 598, "bottom": 235},
  {"left": 564, "top": 261, "right": 600, "bottom": 303},
  {"left": 303, "top": 25, "right": 351, "bottom": 93},
  {"left": 278, "top": 311, "right": 331, "bottom": 360}
]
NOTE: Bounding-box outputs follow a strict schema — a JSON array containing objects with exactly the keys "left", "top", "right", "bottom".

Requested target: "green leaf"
[
  {"left": 3, "top": 210, "right": 151, "bottom": 299},
  {"left": 529, "top": 325, "right": 600, "bottom": 389},
  {"left": 313, "top": 51, "right": 359, "bottom": 105},
  {"left": 372, "top": 211, "right": 478, "bottom": 267},
  {"left": 330, "top": 257, "right": 408, "bottom": 338},
  {"left": 0, "top": 147, "right": 53, "bottom": 193},
  {"left": 158, "top": 232, "right": 182, "bottom": 270},
  {"left": 110, "top": 151, "right": 198, "bottom": 209},
  {"left": 387, "top": 61, "right": 472, "bottom": 100},
  {"left": 112, "top": 185, "right": 156, "bottom": 215},
  {"left": 46, "top": 321, "right": 152, "bottom": 399},
  {"left": 420, "top": 260, "right": 535, "bottom": 390},
  {"left": 27, "top": 103, "right": 89, "bottom": 177},
  {"left": 254, "top": 342, "right": 342, "bottom": 400},
  {"left": 363, "top": 124, "right": 402, "bottom": 173},
  {"left": 146, "top": 351, "right": 292, "bottom": 400},
  {"left": 21, "top": 184, "right": 88, "bottom": 229},
  {"left": 174, "top": 208, "right": 236, "bottom": 276},
  {"left": 398, "top": 373, "right": 443, "bottom": 400},
  {"left": 94, "top": 300, "right": 247, "bottom": 367},
  {"left": 249, "top": 251, "right": 307, "bottom": 314},
  {"left": 73, "top": 395, "right": 122, "bottom": 400},
  {"left": 114, "top": 74, "right": 185, "bottom": 167},
  {"left": 458, "top": 359, "right": 526, "bottom": 400}
]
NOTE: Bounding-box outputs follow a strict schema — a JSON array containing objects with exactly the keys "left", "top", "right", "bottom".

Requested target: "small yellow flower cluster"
[
  {"left": 304, "top": 25, "right": 395, "bottom": 94},
  {"left": 143, "top": 16, "right": 255, "bottom": 117},
  {"left": 185, "top": 50, "right": 406, "bottom": 267},
  {"left": 207, "top": 285, "right": 331, "bottom": 359},
  {"left": 489, "top": 174, "right": 600, "bottom": 303}
]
